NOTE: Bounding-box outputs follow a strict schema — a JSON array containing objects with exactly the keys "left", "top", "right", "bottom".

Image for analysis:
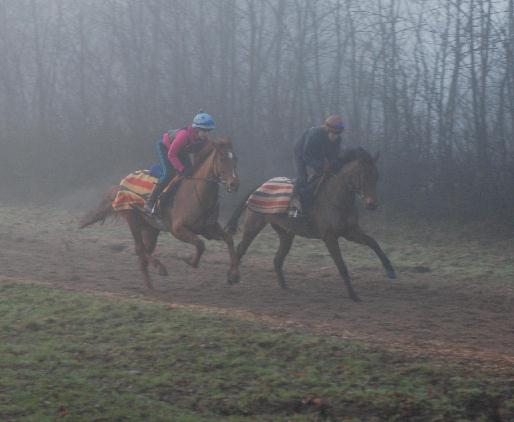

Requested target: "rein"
[
  {"left": 186, "top": 175, "right": 225, "bottom": 185},
  {"left": 187, "top": 147, "right": 225, "bottom": 216},
  {"left": 185, "top": 144, "right": 227, "bottom": 186},
  {"left": 320, "top": 164, "right": 365, "bottom": 211}
]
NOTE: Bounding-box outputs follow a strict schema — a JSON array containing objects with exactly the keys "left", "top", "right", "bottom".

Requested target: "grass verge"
[{"left": 0, "top": 280, "right": 512, "bottom": 421}]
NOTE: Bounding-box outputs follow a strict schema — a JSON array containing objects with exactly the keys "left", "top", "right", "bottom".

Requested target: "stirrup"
[
  {"left": 288, "top": 207, "right": 304, "bottom": 219},
  {"left": 149, "top": 203, "right": 160, "bottom": 215},
  {"left": 140, "top": 202, "right": 158, "bottom": 216}
]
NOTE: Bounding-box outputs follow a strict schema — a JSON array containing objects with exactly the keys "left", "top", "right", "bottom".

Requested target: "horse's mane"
[
  {"left": 332, "top": 147, "right": 374, "bottom": 173},
  {"left": 193, "top": 140, "right": 215, "bottom": 166},
  {"left": 192, "top": 138, "right": 233, "bottom": 169}
]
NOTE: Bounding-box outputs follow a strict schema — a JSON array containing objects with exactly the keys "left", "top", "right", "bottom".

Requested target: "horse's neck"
[
  {"left": 186, "top": 149, "right": 219, "bottom": 199},
  {"left": 192, "top": 148, "right": 216, "bottom": 179},
  {"left": 320, "top": 165, "right": 356, "bottom": 204}
]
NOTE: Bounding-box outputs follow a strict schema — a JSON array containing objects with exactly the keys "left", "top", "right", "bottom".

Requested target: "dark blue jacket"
[{"left": 294, "top": 127, "right": 342, "bottom": 174}]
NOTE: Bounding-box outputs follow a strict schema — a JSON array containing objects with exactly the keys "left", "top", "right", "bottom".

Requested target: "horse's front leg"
[
  {"left": 202, "top": 223, "right": 240, "bottom": 285},
  {"left": 323, "top": 234, "right": 360, "bottom": 302},
  {"left": 171, "top": 222, "right": 205, "bottom": 268},
  {"left": 343, "top": 228, "right": 396, "bottom": 279}
]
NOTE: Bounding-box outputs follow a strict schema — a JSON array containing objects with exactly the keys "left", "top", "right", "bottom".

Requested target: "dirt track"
[{"left": 1, "top": 205, "right": 513, "bottom": 374}]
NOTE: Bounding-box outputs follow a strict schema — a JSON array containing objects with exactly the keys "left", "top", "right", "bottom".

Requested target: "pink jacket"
[{"left": 163, "top": 124, "right": 204, "bottom": 173}]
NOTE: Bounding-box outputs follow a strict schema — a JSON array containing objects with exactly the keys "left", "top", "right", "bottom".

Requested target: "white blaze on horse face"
[{"left": 227, "top": 151, "right": 237, "bottom": 178}]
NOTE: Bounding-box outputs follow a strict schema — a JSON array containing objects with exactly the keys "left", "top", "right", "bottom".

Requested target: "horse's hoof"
[
  {"left": 227, "top": 273, "right": 240, "bottom": 285},
  {"left": 349, "top": 293, "right": 361, "bottom": 302},
  {"left": 387, "top": 269, "right": 397, "bottom": 280},
  {"left": 181, "top": 257, "right": 199, "bottom": 268}
]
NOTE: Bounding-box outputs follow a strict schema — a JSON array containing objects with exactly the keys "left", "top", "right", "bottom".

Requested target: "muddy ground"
[{"left": 0, "top": 203, "right": 512, "bottom": 375}]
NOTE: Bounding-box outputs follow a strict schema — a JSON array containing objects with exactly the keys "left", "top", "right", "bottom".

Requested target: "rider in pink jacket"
[
  {"left": 164, "top": 124, "right": 206, "bottom": 175},
  {"left": 146, "top": 112, "right": 216, "bottom": 213}
]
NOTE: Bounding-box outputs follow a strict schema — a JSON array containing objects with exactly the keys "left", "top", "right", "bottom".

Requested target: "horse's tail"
[
  {"left": 79, "top": 186, "right": 120, "bottom": 229},
  {"left": 225, "top": 186, "right": 258, "bottom": 235}
]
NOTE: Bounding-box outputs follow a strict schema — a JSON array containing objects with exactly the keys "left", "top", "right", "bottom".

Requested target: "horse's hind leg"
[
  {"left": 270, "top": 223, "right": 294, "bottom": 289},
  {"left": 235, "top": 209, "right": 267, "bottom": 262},
  {"left": 343, "top": 228, "right": 396, "bottom": 279},
  {"left": 142, "top": 227, "right": 168, "bottom": 276},
  {"left": 323, "top": 234, "right": 360, "bottom": 302},
  {"left": 121, "top": 210, "right": 153, "bottom": 289}
]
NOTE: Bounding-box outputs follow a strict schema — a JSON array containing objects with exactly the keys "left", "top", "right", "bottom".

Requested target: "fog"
[{"left": 0, "top": 0, "right": 513, "bottom": 217}]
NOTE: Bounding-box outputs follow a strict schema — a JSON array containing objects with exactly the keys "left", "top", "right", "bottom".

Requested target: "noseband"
[{"left": 186, "top": 147, "right": 235, "bottom": 186}]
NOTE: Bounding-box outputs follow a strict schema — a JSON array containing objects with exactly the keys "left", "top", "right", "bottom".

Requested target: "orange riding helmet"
[{"left": 324, "top": 115, "right": 345, "bottom": 134}]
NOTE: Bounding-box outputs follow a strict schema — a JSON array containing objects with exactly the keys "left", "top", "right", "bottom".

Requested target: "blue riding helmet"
[{"left": 192, "top": 112, "right": 216, "bottom": 130}]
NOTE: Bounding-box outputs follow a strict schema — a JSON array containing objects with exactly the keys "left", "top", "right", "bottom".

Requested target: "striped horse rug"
[
  {"left": 247, "top": 177, "right": 296, "bottom": 214},
  {"left": 112, "top": 170, "right": 157, "bottom": 211}
]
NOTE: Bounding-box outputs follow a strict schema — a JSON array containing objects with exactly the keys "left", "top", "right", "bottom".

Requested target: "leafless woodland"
[{"left": 0, "top": 0, "right": 513, "bottom": 217}]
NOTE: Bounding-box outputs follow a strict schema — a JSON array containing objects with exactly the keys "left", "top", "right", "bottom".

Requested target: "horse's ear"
[
  {"left": 218, "top": 137, "right": 232, "bottom": 147},
  {"left": 215, "top": 138, "right": 233, "bottom": 152},
  {"left": 373, "top": 151, "right": 380, "bottom": 163}
]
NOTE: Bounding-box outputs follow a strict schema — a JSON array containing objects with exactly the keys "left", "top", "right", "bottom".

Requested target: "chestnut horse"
[
  {"left": 225, "top": 147, "right": 396, "bottom": 302},
  {"left": 80, "top": 138, "right": 240, "bottom": 288}
]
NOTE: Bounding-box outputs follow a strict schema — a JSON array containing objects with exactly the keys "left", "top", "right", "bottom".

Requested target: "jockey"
[
  {"left": 293, "top": 115, "right": 345, "bottom": 214},
  {"left": 146, "top": 112, "right": 216, "bottom": 213}
]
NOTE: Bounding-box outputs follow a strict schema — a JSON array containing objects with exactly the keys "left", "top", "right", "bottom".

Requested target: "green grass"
[{"left": 1, "top": 281, "right": 512, "bottom": 421}]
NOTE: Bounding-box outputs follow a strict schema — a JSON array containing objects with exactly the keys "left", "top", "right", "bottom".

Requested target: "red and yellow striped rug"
[{"left": 112, "top": 170, "right": 157, "bottom": 211}]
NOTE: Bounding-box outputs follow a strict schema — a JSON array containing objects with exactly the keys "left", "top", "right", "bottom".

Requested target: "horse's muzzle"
[
  {"left": 365, "top": 198, "right": 378, "bottom": 210},
  {"left": 227, "top": 180, "right": 239, "bottom": 193}
]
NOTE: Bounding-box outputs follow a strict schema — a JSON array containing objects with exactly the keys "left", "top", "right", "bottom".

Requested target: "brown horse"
[
  {"left": 80, "top": 138, "right": 240, "bottom": 288},
  {"left": 225, "top": 147, "right": 396, "bottom": 302}
]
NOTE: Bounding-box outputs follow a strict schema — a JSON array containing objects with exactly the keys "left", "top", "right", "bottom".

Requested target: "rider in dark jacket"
[{"left": 293, "top": 115, "right": 345, "bottom": 212}]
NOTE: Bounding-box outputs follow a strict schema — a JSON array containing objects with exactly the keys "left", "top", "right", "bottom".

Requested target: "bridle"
[
  {"left": 185, "top": 146, "right": 236, "bottom": 187},
  {"left": 187, "top": 145, "right": 237, "bottom": 212},
  {"left": 322, "top": 159, "right": 371, "bottom": 210}
]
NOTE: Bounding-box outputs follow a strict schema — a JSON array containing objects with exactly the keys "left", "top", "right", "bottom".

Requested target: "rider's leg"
[
  {"left": 147, "top": 139, "right": 173, "bottom": 213},
  {"left": 292, "top": 155, "right": 308, "bottom": 217},
  {"left": 147, "top": 182, "right": 166, "bottom": 213}
]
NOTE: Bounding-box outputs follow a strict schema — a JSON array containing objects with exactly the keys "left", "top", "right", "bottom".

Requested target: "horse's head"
[
  {"left": 211, "top": 138, "right": 239, "bottom": 193},
  {"left": 335, "top": 148, "right": 380, "bottom": 210}
]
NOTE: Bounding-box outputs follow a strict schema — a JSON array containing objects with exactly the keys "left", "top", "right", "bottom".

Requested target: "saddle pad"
[
  {"left": 247, "top": 177, "right": 294, "bottom": 214},
  {"left": 112, "top": 170, "right": 157, "bottom": 211}
]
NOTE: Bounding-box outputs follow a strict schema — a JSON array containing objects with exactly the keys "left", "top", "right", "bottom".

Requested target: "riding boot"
[
  {"left": 158, "top": 183, "right": 180, "bottom": 209},
  {"left": 146, "top": 182, "right": 166, "bottom": 214},
  {"left": 294, "top": 183, "right": 315, "bottom": 218},
  {"left": 291, "top": 177, "right": 309, "bottom": 217}
]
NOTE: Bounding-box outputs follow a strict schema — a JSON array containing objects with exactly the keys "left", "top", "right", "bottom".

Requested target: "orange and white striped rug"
[{"left": 247, "top": 177, "right": 294, "bottom": 214}]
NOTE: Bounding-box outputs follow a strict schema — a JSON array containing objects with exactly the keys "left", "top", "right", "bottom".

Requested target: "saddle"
[
  {"left": 290, "top": 175, "right": 324, "bottom": 218},
  {"left": 247, "top": 177, "right": 295, "bottom": 215},
  {"left": 157, "top": 174, "right": 184, "bottom": 209},
  {"left": 112, "top": 171, "right": 183, "bottom": 212},
  {"left": 246, "top": 175, "right": 327, "bottom": 218}
]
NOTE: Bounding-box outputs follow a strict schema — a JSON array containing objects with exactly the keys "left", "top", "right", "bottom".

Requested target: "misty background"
[{"left": 0, "top": 0, "right": 513, "bottom": 218}]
